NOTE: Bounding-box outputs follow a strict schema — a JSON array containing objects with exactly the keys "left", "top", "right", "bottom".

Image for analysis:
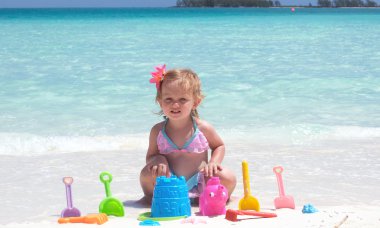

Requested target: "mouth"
[{"left": 171, "top": 110, "right": 181, "bottom": 114}]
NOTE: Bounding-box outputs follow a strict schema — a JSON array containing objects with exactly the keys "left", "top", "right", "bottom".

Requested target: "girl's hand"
[
  {"left": 200, "top": 162, "right": 223, "bottom": 177},
  {"left": 150, "top": 163, "right": 171, "bottom": 178}
]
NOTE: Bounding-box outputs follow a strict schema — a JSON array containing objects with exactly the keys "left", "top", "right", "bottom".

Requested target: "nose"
[{"left": 172, "top": 102, "right": 180, "bottom": 108}]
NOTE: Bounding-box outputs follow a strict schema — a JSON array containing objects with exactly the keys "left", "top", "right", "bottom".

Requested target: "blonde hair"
[{"left": 156, "top": 68, "right": 205, "bottom": 118}]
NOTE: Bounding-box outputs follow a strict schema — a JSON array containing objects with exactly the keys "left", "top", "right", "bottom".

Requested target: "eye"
[
  {"left": 209, "top": 192, "right": 215, "bottom": 197},
  {"left": 164, "top": 98, "right": 172, "bottom": 103},
  {"left": 179, "top": 98, "right": 187, "bottom": 104}
]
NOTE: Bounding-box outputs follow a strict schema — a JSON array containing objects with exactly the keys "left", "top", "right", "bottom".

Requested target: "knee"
[
  {"left": 139, "top": 167, "right": 154, "bottom": 198},
  {"left": 147, "top": 154, "right": 169, "bottom": 165},
  {"left": 139, "top": 155, "right": 170, "bottom": 196},
  {"left": 219, "top": 170, "right": 237, "bottom": 196},
  {"left": 227, "top": 173, "right": 237, "bottom": 193},
  {"left": 140, "top": 155, "right": 169, "bottom": 179}
]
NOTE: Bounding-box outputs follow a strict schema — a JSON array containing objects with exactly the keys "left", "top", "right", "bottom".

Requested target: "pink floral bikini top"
[{"left": 157, "top": 118, "right": 210, "bottom": 154}]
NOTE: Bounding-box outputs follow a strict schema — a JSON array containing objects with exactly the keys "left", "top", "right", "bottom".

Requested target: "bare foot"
[{"left": 136, "top": 196, "right": 152, "bottom": 206}]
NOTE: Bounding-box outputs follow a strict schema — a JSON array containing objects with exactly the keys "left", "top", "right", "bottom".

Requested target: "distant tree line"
[
  {"left": 176, "top": 0, "right": 379, "bottom": 7},
  {"left": 176, "top": 0, "right": 282, "bottom": 7},
  {"left": 317, "top": 0, "right": 377, "bottom": 7}
]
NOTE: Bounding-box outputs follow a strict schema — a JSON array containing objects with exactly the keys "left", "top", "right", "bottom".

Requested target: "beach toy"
[
  {"left": 181, "top": 217, "right": 207, "bottom": 224},
  {"left": 61, "top": 177, "right": 81, "bottom": 218},
  {"left": 58, "top": 213, "right": 108, "bottom": 225},
  {"left": 99, "top": 171, "right": 125, "bottom": 217},
  {"left": 199, "top": 177, "right": 228, "bottom": 216},
  {"left": 138, "top": 175, "right": 191, "bottom": 221},
  {"left": 225, "top": 209, "right": 277, "bottom": 222},
  {"left": 273, "top": 166, "right": 295, "bottom": 209},
  {"left": 139, "top": 220, "right": 161, "bottom": 226},
  {"left": 238, "top": 160, "right": 260, "bottom": 211},
  {"left": 151, "top": 175, "right": 191, "bottom": 218},
  {"left": 302, "top": 204, "right": 318, "bottom": 213},
  {"left": 138, "top": 212, "right": 186, "bottom": 221},
  {"left": 334, "top": 215, "right": 348, "bottom": 228}
]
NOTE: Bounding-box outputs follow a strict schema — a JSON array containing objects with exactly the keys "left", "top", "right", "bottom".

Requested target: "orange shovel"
[
  {"left": 58, "top": 213, "right": 108, "bottom": 225},
  {"left": 238, "top": 160, "right": 260, "bottom": 211}
]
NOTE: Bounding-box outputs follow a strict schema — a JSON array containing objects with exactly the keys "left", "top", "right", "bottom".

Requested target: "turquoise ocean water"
[
  {"left": 1, "top": 8, "right": 380, "bottom": 225},
  {"left": 0, "top": 8, "right": 380, "bottom": 155}
]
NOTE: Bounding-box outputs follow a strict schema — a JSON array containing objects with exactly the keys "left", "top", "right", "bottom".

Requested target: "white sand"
[
  {"left": 3, "top": 205, "right": 380, "bottom": 228},
  {"left": 1, "top": 135, "right": 380, "bottom": 227}
]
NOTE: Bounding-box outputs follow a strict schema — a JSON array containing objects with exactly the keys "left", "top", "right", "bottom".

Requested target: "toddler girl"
[{"left": 139, "top": 65, "right": 236, "bottom": 202}]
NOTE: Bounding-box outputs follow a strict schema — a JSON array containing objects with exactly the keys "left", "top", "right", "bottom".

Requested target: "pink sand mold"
[
  {"left": 273, "top": 166, "right": 295, "bottom": 209},
  {"left": 181, "top": 217, "right": 207, "bottom": 224},
  {"left": 199, "top": 177, "right": 228, "bottom": 216}
]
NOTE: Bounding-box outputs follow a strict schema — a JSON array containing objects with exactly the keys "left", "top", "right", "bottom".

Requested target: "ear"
[
  {"left": 193, "top": 98, "right": 201, "bottom": 110},
  {"left": 157, "top": 98, "right": 163, "bottom": 108}
]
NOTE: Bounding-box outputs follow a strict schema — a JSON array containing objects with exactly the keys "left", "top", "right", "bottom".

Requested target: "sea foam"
[
  {"left": 0, "top": 133, "right": 148, "bottom": 156},
  {"left": 1, "top": 125, "right": 379, "bottom": 156}
]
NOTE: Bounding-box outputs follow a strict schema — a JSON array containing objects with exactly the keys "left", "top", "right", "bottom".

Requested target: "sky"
[
  {"left": 0, "top": 0, "right": 176, "bottom": 8},
  {"left": 0, "top": 0, "right": 379, "bottom": 8},
  {"left": 0, "top": 0, "right": 334, "bottom": 8}
]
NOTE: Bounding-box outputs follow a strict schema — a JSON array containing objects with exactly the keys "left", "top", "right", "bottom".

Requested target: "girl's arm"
[
  {"left": 198, "top": 119, "right": 225, "bottom": 176},
  {"left": 145, "top": 122, "right": 170, "bottom": 177},
  {"left": 146, "top": 124, "right": 160, "bottom": 163}
]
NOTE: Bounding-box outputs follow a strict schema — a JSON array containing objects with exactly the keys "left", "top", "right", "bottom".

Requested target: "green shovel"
[{"left": 99, "top": 172, "right": 125, "bottom": 217}]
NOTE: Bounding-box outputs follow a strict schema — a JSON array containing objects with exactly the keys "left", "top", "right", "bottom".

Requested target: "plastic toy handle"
[
  {"left": 273, "top": 166, "right": 285, "bottom": 197},
  {"left": 242, "top": 160, "right": 251, "bottom": 196},
  {"left": 58, "top": 216, "right": 85, "bottom": 224},
  {"left": 63, "top": 177, "right": 74, "bottom": 208},
  {"left": 63, "top": 177, "right": 73, "bottom": 185},
  {"left": 58, "top": 214, "right": 108, "bottom": 225},
  {"left": 235, "top": 209, "right": 277, "bottom": 218},
  {"left": 99, "top": 172, "right": 113, "bottom": 197}
]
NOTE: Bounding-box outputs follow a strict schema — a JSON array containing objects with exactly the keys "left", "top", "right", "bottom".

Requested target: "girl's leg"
[
  {"left": 210, "top": 167, "right": 237, "bottom": 199},
  {"left": 139, "top": 155, "right": 169, "bottom": 201}
]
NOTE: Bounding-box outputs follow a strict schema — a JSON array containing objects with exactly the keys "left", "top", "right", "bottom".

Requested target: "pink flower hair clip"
[{"left": 149, "top": 64, "right": 166, "bottom": 90}]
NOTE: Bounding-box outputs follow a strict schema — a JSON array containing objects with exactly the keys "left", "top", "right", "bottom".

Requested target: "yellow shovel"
[{"left": 238, "top": 160, "right": 260, "bottom": 211}]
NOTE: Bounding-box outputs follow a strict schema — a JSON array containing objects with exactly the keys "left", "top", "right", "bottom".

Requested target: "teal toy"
[
  {"left": 138, "top": 212, "right": 186, "bottom": 221},
  {"left": 139, "top": 220, "right": 161, "bottom": 226},
  {"left": 99, "top": 172, "right": 125, "bottom": 217},
  {"left": 302, "top": 204, "right": 318, "bottom": 213}
]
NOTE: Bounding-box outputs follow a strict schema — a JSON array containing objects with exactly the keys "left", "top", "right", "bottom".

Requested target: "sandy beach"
[
  {"left": 1, "top": 137, "right": 379, "bottom": 228},
  {"left": 3, "top": 204, "right": 379, "bottom": 227},
  {"left": 1, "top": 7, "right": 380, "bottom": 228}
]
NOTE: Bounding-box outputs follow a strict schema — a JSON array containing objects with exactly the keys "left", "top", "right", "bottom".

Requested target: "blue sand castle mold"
[{"left": 151, "top": 175, "right": 191, "bottom": 218}]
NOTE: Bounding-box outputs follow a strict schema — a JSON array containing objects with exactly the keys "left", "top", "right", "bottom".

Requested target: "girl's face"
[{"left": 158, "top": 81, "right": 199, "bottom": 121}]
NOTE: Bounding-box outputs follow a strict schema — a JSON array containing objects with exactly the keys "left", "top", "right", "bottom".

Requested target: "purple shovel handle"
[
  {"left": 63, "top": 177, "right": 74, "bottom": 208},
  {"left": 61, "top": 177, "right": 81, "bottom": 218}
]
